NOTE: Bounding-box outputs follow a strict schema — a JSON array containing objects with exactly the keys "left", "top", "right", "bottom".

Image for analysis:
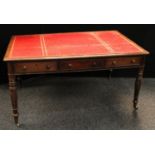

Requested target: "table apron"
[{"left": 9, "top": 56, "right": 145, "bottom": 75}]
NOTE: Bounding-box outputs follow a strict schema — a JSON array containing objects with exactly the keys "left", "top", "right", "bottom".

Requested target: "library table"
[{"left": 3, "top": 30, "right": 149, "bottom": 126}]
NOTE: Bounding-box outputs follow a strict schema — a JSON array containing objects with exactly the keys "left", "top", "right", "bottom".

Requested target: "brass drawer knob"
[
  {"left": 112, "top": 61, "right": 117, "bottom": 65},
  {"left": 92, "top": 61, "right": 97, "bottom": 66},
  {"left": 131, "top": 59, "right": 136, "bottom": 63},
  {"left": 23, "top": 65, "right": 27, "bottom": 70},
  {"left": 68, "top": 63, "right": 73, "bottom": 67},
  {"left": 46, "top": 65, "right": 51, "bottom": 69}
]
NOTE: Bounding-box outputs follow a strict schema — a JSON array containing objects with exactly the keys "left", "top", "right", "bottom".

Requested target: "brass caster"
[
  {"left": 134, "top": 105, "right": 138, "bottom": 110},
  {"left": 133, "top": 100, "right": 139, "bottom": 110},
  {"left": 16, "top": 123, "right": 20, "bottom": 127}
]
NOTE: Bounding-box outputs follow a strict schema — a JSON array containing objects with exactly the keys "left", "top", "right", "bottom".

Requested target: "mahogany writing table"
[{"left": 3, "top": 30, "right": 149, "bottom": 126}]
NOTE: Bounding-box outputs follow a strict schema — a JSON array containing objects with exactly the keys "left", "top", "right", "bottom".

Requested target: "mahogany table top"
[{"left": 4, "top": 30, "right": 149, "bottom": 61}]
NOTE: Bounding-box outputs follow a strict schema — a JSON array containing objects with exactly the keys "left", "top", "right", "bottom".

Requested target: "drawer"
[
  {"left": 59, "top": 59, "right": 105, "bottom": 71},
  {"left": 105, "top": 56, "right": 142, "bottom": 68},
  {"left": 14, "top": 61, "right": 57, "bottom": 74}
]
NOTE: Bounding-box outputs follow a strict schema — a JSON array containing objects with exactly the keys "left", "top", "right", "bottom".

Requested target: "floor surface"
[{"left": 0, "top": 77, "right": 154, "bottom": 130}]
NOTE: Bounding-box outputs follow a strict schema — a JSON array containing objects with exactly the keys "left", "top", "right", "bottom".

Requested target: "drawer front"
[
  {"left": 59, "top": 59, "right": 105, "bottom": 71},
  {"left": 13, "top": 56, "right": 142, "bottom": 74},
  {"left": 14, "top": 61, "right": 57, "bottom": 74},
  {"left": 105, "top": 56, "right": 142, "bottom": 68}
]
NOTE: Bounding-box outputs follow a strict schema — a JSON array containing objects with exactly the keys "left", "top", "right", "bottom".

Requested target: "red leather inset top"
[{"left": 4, "top": 31, "right": 148, "bottom": 61}]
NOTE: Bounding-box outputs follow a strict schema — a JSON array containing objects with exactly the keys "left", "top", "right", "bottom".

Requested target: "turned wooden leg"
[
  {"left": 8, "top": 74, "right": 19, "bottom": 126},
  {"left": 108, "top": 69, "right": 113, "bottom": 79},
  {"left": 133, "top": 67, "right": 144, "bottom": 110}
]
